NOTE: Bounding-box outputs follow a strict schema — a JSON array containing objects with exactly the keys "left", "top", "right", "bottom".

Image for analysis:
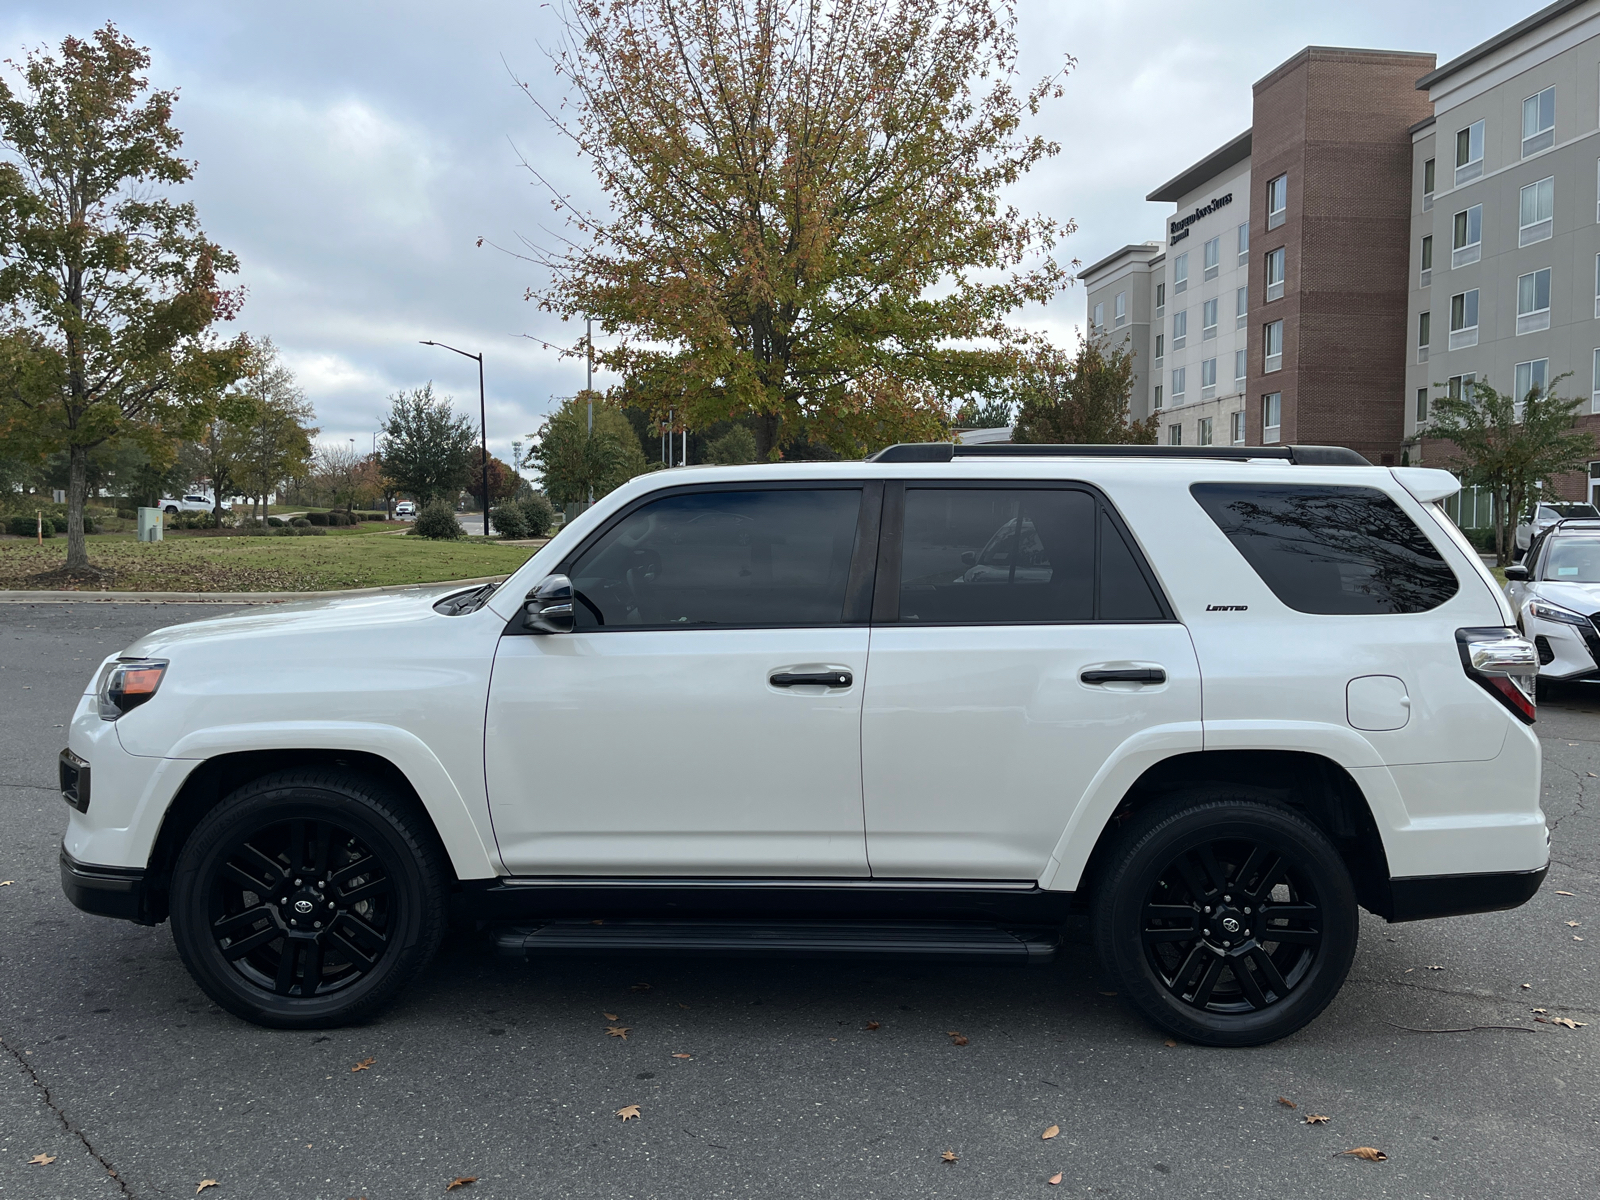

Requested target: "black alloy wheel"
[
  {"left": 170, "top": 770, "right": 446, "bottom": 1028},
  {"left": 1094, "top": 796, "right": 1358, "bottom": 1047}
]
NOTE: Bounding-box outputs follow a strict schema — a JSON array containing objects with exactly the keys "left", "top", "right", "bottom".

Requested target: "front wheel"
[
  {"left": 170, "top": 769, "right": 447, "bottom": 1028},
  {"left": 1093, "top": 796, "right": 1358, "bottom": 1047}
]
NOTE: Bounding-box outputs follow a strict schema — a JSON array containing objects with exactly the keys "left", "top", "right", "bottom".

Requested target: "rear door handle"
[
  {"left": 1080, "top": 667, "right": 1166, "bottom": 685},
  {"left": 770, "top": 671, "right": 853, "bottom": 688}
]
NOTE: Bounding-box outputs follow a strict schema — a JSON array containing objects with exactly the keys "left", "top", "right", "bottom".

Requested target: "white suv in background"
[
  {"left": 59, "top": 444, "right": 1544, "bottom": 1046},
  {"left": 1505, "top": 517, "right": 1600, "bottom": 682}
]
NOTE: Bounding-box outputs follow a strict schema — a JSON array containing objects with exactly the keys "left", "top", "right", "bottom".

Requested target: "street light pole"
[
  {"left": 420, "top": 340, "right": 491, "bottom": 537},
  {"left": 586, "top": 316, "right": 594, "bottom": 507}
]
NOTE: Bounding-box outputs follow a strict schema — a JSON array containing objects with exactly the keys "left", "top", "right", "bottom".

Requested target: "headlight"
[
  {"left": 97, "top": 659, "right": 168, "bottom": 720},
  {"left": 1527, "top": 600, "right": 1592, "bottom": 629}
]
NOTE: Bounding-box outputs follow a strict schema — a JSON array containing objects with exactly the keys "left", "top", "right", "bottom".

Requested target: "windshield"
[
  {"left": 1539, "top": 504, "right": 1599, "bottom": 520},
  {"left": 1541, "top": 536, "right": 1600, "bottom": 583}
]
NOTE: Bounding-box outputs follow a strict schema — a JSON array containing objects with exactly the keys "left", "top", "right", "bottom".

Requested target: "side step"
[{"left": 494, "top": 919, "right": 1058, "bottom": 963}]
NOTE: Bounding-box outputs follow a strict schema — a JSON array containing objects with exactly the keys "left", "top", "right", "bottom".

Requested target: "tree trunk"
[
  {"left": 65, "top": 444, "right": 90, "bottom": 569},
  {"left": 754, "top": 412, "right": 780, "bottom": 461}
]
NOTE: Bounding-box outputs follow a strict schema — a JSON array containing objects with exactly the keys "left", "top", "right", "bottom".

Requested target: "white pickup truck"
[{"left": 159, "top": 494, "right": 231, "bottom": 515}]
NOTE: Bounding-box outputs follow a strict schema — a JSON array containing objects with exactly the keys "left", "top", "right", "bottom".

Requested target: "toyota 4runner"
[{"left": 59, "top": 444, "right": 1546, "bottom": 1046}]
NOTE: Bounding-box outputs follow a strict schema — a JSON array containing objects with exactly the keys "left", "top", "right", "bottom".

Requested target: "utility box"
[{"left": 137, "top": 507, "right": 164, "bottom": 542}]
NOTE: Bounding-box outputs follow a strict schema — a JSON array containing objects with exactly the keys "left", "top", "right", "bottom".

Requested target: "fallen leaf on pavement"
[
  {"left": 630, "top": 983, "right": 652, "bottom": 991},
  {"left": 1098, "top": 991, "right": 1116, "bottom": 996},
  {"left": 351, "top": 1058, "right": 375, "bottom": 1072},
  {"left": 1425, "top": 965, "right": 1444, "bottom": 971},
  {"left": 1536, "top": 1016, "right": 1587, "bottom": 1029},
  {"left": 1531, "top": 1008, "right": 1549, "bottom": 1014},
  {"left": 445, "top": 1178, "right": 476, "bottom": 1191},
  {"left": 0, "top": 880, "right": 14, "bottom": 887},
  {"left": 946, "top": 1031, "right": 968, "bottom": 1046},
  {"left": 1042, "top": 1124, "right": 1059, "bottom": 1139},
  {"left": 941, "top": 1150, "right": 957, "bottom": 1163},
  {"left": 603, "top": 1012, "right": 619, "bottom": 1021},
  {"left": 196, "top": 1181, "right": 220, "bottom": 1194},
  {"left": 27, "top": 1154, "right": 55, "bottom": 1165},
  {"left": 1340, "top": 1147, "right": 1387, "bottom": 1161},
  {"left": 1047, "top": 1172, "right": 1063, "bottom": 1185},
  {"left": 616, "top": 1104, "right": 641, "bottom": 1121},
  {"left": 1304, "top": 1114, "right": 1330, "bottom": 1125},
  {"left": 606, "top": 1025, "right": 630, "bottom": 1040},
  {"left": 1576, "top": 936, "right": 1586, "bottom": 942},
  {"left": 671, "top": 1053, "right": 692, "bottom": 1059},
  {"left": 1162, "top": 1038, "right": 1177, "bottom": 1047},
  {"left": 1567, "top": 921, "right": 1581, "bottom": 927},
  {"left": 865, "top": 1021, "right": 880, "bottom": 1031},
  {"left": 1276, "top": 1097, "right": 1296, "bottom": 1109},
  {"left": 1556, "top": 890, "right": 1576, "bottom": 896}
]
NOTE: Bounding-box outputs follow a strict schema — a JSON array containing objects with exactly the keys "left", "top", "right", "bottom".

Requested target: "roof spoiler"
[{"left": 865, "top": 443, "right": 1372, "bottom": 465}]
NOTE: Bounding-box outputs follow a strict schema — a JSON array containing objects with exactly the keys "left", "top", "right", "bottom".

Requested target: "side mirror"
[
  {"left": 960, "top": 551, "right": 977, "bottom": 566},
  {"left": 523, "top": 574, "right": 576, "bottom": 633},
  {"left": 1503, "top": 565, "right": 1529, "bottom": 582}
]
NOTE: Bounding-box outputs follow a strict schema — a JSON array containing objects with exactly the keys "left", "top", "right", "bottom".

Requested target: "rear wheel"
[
  {"left": 1093, "top": 796, "right": 1358, "bottom": 1047},
  {"left": 169, "top": 769, "right": 447, "bottom": 1028}
]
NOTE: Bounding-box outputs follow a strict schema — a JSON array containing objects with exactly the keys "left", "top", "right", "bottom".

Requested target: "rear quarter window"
[{"left": 1191, "top": 483, "right": 1459, "bottom": 615}]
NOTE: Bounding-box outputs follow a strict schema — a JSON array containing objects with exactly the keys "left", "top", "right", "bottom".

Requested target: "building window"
[
  {"left": 1154, "top": 384, "right": 1163, "bottom": 411},
  {"left": 1593, "top": 348, "right": 1600, "bottom": 413},
  {"left": 1266, "top": 174, "right": 1287, "bottom": 230},
  {"left": 1447, "top": 373, "right": 1476, "bottom": 404},
  {"left": 1263, "top": 392, "right": 1281, "bottom": 441},
  {"left": 1234, "top": 348, "right": 1247, "bottom": 383},
  {"left": 1235, "top": 285, "right": 1248, "bottom": 329},
  {"left": 1263, "top": 320, "right": 1283, "bottom": 373},
  {"left": 1114, "top": 290, "right": 1127, "bottom": 327},
  {"left": 1451, "top": 204, "right": 1482, "bottom": 267},
  {"left": 1418, "top": 310, "right": 1431, "bottom": 363},
  {"left": 1201, "top": 357, "right": 1217, "bottom": 398},
  {"left": 1519, "top": 177, "right": 1554, "bottom": 246},
  {"left": 1415, "top": 386, "right": 1429, "bottom": 424},
  {"left": 1522, "top": 86, "right": 1555, "bottom": 157},
  {"left": 1173, "top": 252, "right": 1189, "bottom": 294},
  {"left": 1595, "top": 253, "right": 1600, "bottom": 319},
  {"left": 1203, "top": 235, "right": 1220, "bottom": 281},
  {"left": 1202, "top": 298, "right": 1218, "bottom": 340},
  {"left": 1172, "top": 309, "right": 1187, "bottom": 350},
  {"left": 1265, "top": 247, "right": 1285, "bottom": 302},
  {"left": 1423, "top": 157, "right": 1435, "bottom": 210},
  {"left": 1197, "top": 416, "right": 1214, "bottom": 446},
  {"left": 1514, "top": 359, "right": 1549, "bottom": 412},
  {"left": 1155, "top": 282, "right": 1165, "bottom": 315},
  {"left": 1154, "top": 333, "right": 1164, "bottom": 363},
  {"left": 1420, "top": 234, "right": 1432, "bottom": 286},
  {"left": 1455, "top": 119, "right": 1485, "bottom": 185},
  {"left": 1231, "top": 410, "right": 1246, "bottom": 444},
  {"left": 1516, "top": 268, "right": 1552, "bottom": 335},
  {"left": 1171, "top": 366, "right": 1186, "bottom": 399},
  {"left": 1092, "top": 302, "right": 1104, "bottom": 329},
  {"left": 1168, "top": 422, "right": 1183, "bottom": 446},
  {"left": 1237, "top": 221, "right": 1249, "bottom": 264},
  {"left": 1449, "top": 289, "right": 1479, "bottom": 350}
]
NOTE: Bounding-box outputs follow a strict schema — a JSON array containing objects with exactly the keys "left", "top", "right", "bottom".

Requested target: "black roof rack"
[{"left": 865, "top": 443, "right": 1371, "bottom": 466}]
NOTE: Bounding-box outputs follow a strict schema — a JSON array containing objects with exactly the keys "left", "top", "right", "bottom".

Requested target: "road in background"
[{"left": 1, "top": 602, "right": 1595, "bottom": 1199}]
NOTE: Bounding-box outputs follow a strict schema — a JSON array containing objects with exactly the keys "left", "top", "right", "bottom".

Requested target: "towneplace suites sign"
[{"left": 1169, "top": 192, "right": 1233, "bottom": 245}]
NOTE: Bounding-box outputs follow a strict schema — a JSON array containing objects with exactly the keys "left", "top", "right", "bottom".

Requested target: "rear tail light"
[{"left": 1455, "top": 627, "right": 1537, "bottom": 724}]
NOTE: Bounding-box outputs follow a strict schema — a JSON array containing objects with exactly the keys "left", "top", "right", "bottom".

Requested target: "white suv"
[{"left": 59, "top": 445, "right": 1546, "bottom": 1046}]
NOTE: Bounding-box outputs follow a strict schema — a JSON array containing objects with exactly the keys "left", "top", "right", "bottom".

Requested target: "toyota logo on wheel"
[
  {"left": 1221, "top": 916, "right": 1241, "bottom": 933},
  {"left": 293, "top": 899, "right": 314, "bottom": 915}
]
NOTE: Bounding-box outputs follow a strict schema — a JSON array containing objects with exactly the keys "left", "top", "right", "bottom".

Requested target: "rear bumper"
[
  {"left": 60, "top": 846, "right": 161, "bottom": 926},
  {"left": 1384, "top": 865, "right": 1547, "bottom": 922}
]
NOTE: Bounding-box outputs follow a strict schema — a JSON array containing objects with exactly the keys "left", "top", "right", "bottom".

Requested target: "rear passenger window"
[
  {"left": 896, "top": 488, "right": 1167, "bottom": 624},
  {"left": 1191, "top": 483, "right": 1459, "bottom": 614},
  {"left": 568, "top": 488, "right": 861, "bottom": 628}
]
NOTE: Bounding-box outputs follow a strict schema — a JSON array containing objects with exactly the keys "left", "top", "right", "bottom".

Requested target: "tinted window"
[
  {"left": 897, "top": 488, "right": 1165, "bottom": 624},
  {"left": 569, "top": 488, "right": 860, "bottom": 628},
  {"left": 1191, "top": 484, "right": 1458, "bottom": 615}
]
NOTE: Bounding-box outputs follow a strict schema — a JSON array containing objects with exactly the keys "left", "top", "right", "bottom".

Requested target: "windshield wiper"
[{"left": 433, "top": 582, "right": 499, "bottom": 616}]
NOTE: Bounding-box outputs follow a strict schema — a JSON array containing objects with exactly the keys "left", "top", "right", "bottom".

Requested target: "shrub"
[
  {"left": 304, "top": 511, "right": 329, "bottom": 526},
  {"left": 116, "top": 508, "right": 136, "bottom": 520},
  {"left": 707, "top": 425, "right": 758, "bottom": 465},
  {"left": 360, "top": 511, "right": 385, "bottom": 521},
  {"left": 413, "top": 501, "right": 464, "bottom": 540},
  {"left": 8, "top": 516, "right": 43, "bottom": 538},
  {"left": 267, "top": 516, "right": 285, "bottom": 527},
  {"left": 291, "top": 517, "right": 311, "bottom": 528},
  {"left": 516, "top": 494, "right": 556, "bottom": 538},
  {"left": 490, "top": 504, "right": 529, "bottom": 540}
]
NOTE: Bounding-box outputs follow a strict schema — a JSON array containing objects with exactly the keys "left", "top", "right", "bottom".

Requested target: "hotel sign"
[{"left": 1169, "top": 192, "right": 1233, "bottom": 245}]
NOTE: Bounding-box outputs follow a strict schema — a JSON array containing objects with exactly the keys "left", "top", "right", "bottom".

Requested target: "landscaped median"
[{"left": 0, "top": 529, "right": 546, "bottom": 593}]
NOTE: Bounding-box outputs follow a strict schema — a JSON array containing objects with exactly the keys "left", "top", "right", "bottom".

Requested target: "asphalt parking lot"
[{"left": 1, "top": 602, "right": 1596, "bottom": 1200}]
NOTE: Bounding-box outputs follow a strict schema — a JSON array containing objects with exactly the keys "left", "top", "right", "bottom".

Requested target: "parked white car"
[
  {"left": 61, "top": 444, "right": 1544, "bottom": 1046},
  {"left": 394, "top": 501, "right": 416, "bottom": 519},
  {"left": 1505, "top": 517, "right": 1600, "bottom": 681},
  {"left": 160, "top": 494, "right": 231, "bottom": 515},
  {"left": 1515, "top": 501, "right": 1599, "bottom": 556}
]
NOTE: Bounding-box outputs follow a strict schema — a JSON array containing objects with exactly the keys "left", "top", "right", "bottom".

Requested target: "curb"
[{"left": 0, "top": 575, "right": 512, "bottom": 605}]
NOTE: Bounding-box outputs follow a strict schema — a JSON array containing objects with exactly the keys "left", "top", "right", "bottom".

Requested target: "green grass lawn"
[{"left": 0, "top": 532, "right": 544, "bottom": 592}]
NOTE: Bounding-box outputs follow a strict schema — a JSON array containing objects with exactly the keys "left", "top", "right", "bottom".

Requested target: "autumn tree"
[
  {"left": 232, "top": 338, "right": 316, "bottom": 521},
  {"left": 0, "top": 24, "right": 246, "bottom": 577},
  {"left": 514, "top": 0, "right": 1072, "bottom": 460},
  {"left": 526, "top": 392, "right": 648, "bottom": 508},
  {"left": 1424, "top": 373, "right": 1596, "bottom": 566},
  {"left": 379, "top": 383, "right": 477, "bottom": 506},
  {"left": 1010, "top": 334, "right": 1157, "bottom": 446}
]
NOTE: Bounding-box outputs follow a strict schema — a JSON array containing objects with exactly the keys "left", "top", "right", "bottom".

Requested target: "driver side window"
[{"left": 567, "top": 488, "right": 862, "bottom": 628}]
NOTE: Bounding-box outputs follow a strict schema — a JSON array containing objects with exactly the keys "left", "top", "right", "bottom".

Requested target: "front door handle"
[
  {"left": 770, "top": 671, "right": 853, "bottom": 688},
  {"left": 1080, "top": 667, "right": 1166, "bottom": 685}
]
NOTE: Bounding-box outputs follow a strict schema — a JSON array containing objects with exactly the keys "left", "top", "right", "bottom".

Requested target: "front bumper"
[{"left": 60, "top": 846, "right": 161, "bottom": 926}]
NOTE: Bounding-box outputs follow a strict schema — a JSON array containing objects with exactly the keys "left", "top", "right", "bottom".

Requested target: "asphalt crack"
[
  {"left": 1546, "top": 761, "right": 1589, "bottom": 837},
  {"left": 1, "top": 1031, "right": 135, "bottom": 1197}
]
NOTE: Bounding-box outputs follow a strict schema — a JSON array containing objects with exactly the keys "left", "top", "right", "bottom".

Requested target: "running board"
[{"left": 494, "top": 919, "right": 1058, "bottom": 963}]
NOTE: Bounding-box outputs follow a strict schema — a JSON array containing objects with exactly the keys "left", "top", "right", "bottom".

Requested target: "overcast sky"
[{"left": 0, "top": 0, "right": 1532, "bottom": 460}]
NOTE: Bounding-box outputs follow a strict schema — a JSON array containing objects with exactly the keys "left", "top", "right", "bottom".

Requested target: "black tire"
[
  {"left": 164, "top": 505, "right": 178, "bottom": 515},
  {"left": 169, "top": 769, "right": 447, "bottom": 1029},
  {"left": 1093, "top": 796, "right": 1358, "bottom": 1047}
]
